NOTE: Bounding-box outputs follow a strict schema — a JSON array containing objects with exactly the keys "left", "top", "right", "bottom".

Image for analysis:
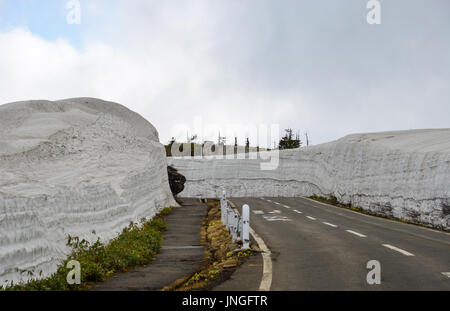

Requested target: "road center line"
[
  {"left": 323, "top": 222, "right": 338, "bottom": 228},
  {"left": 382, "top": 244, "right": 415, "bottom": 256},
  {"left": 306, "top": 216, "right": 317, "bottom": 220},
  {"left": 346, "top": 230, "right": 367, "bottom": 238}
]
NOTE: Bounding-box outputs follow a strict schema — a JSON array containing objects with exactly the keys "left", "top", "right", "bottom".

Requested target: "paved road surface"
[{"left": 230, "top": 197, "right": 450, "bottom": 291}]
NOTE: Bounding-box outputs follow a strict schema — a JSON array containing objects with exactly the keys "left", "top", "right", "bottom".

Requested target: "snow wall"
[
  {"left": 0, "top": 98, "right": 176, "bottom": 286},
  {"left": 168, "top": 129, "right": 450, "bottom": 230}
]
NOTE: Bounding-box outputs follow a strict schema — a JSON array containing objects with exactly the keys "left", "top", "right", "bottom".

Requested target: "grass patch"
[
  {"left": 309, "top": 195, "right": 449, "bottom": 232},
  {"left": 162, "top": 200, "right": 256, "bottom": 291},
  {"left": 3, "top": 207, "right": 175, "bottom": 291},
  {"left": 310, "top": 195, "right": 364, "bottom": 213}
]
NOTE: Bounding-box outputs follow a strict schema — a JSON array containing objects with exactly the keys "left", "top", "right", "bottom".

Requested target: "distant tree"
[
  {"left": 278, "top": 128, "right": 302, "bottom": 150},
  {"left": 165, "top": 137, "right": 176, "bottom": 157},
  {"left": 188, "top": 134, "right": 198, "bottom": 143}
]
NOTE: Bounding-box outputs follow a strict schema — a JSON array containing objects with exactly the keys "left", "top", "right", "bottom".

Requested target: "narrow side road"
[{"left": 92, "top": 198, "right": 205, "bottom": 291}]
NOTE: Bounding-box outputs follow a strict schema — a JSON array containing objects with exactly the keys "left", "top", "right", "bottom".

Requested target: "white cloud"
[
  {"left": 0, "top": 26, "right": 300, "bottom": 147},
  {"left": 0, "top": 1, "right": 449, "bottom": 147}
]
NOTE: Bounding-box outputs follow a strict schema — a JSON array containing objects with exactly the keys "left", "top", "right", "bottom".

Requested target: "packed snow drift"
[
  {"left": 0, "top": 98, "right": 176, "bottom": 286},
  {"left": 169, "top": 129, "right": 450, "bottom": 230}
]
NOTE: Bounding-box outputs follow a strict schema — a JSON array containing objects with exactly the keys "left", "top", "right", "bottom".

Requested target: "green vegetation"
[
  {"left": 310, "top": 194, "right": 364, "bottom": 212},
  {"left": 278, "top": 128, "right": 302, "bottom": 150},
  {"left": 163, "top": 200, "right": 255, "bottom": 291},
  {"left": 165, "top": 140, "right": 203, "bottom": 157},
  {"left": 3, "top": 208, "right": 174, "bottom": 291}
]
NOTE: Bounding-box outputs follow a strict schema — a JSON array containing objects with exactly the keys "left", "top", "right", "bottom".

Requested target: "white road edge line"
[
  {"left": 346, "top": 230, "right": 367, "bottom": 238},
  {"left": 306, "top": 216, "right": 317, "bottom": 220},
  {"left": 249, "top": 227, "right": 273, "bottom": 291},
  {"left": 228, "top": 200, "right": 272, "bottom": 291},
  {"left": 323, "top": 222, "right": 338, "bottom": 228},
  {"left": 382, "top": 244, "right": 415, "bottom": 256}
]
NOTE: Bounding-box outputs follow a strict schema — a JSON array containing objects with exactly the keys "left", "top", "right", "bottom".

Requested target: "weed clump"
[
  {"left": 163, "top": 200, "right": 256, "bottom": 291},
  {"left": 3, "top": 207, "right": 174, "bottom": 291}
]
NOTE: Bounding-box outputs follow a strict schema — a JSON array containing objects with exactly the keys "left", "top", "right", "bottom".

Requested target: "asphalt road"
[{"left": 230, "top": 197, "right": 450, "bottom": 291}]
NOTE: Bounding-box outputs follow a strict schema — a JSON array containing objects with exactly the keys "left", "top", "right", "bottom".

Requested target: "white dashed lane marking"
[
  {"left": 269, "top": 210, "right": 281, "bottom": 214},
  {"left": 253, "top": 210, "right": 265, "bottom": 215},
  {"left": 382, "top": 244, "right": 415, "bottom": 256},
  {"left": 306, "top": 216, "right": 317, "bottom": 221},
  {"left": 273, "top": 202, "right": 280, "bottom": 205},
  {"left": 283, "top": 205, "right": 291, "bottom": 209},
  {"left": 263, "top": 216, "right": 292, "bottom": 222},
  {"left": 323, "top": 222, "right": 338, "bottom": 228},
  {"left": 293, "top": 210, "right": 302, "bottom": 214},
  {"left": 346, "top": 230, "right": 367, "bottom": 238},
  {"left": 442, "top": 272, "right": 450, "bottom": 278}
]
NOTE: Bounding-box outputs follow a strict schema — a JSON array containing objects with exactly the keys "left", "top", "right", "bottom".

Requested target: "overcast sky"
[{"left": 0, "top": 0, "right": 449, "bottom": 147}]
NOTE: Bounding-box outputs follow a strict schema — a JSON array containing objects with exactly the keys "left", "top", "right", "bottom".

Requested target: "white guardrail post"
[
  {"left": 227, "top": 206, "right": 233, "bottom": 232},
  {"left": 231, "top": 214, "right": 238, "bottom": 242},
  {"left": 242, "top": 204, "right": 250, "bottom": 249},
  {"left": 220, "top": 190, "right": 251, "bottom": 249}
]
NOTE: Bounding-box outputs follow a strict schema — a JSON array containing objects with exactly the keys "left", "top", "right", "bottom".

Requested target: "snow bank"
[
  {"left": 0, "top": 98, "right": 176, "bottom": 286},
  {"left": 168, "top": 129, "right": 450, "bottom": 230}
]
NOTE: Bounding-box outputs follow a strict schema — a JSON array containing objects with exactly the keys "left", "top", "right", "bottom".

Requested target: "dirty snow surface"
[
  {"left": 169, "top": 129, "right": 450, "bottom": 230},
  {"left": 0, "top": 98, "right": 176, "bottom": 286}
]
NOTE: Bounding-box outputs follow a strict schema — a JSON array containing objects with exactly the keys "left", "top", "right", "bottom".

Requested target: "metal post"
[
  {"left": 242, "top": 204, "right": 250, "bottom": 249},
  {"left": 227, "top": 207, "right": 233, "bottom": 232},
  {"left": 238, "top": 215, "right": 243, "bottom": 237},
  {"left": 221, "top": 190, "right": 226, "bottom": 225},
  {"left": 231, "top": 213, "right": 239, "bottom": 242}
]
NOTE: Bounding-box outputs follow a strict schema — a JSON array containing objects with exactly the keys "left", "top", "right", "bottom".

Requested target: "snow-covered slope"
[
  {"left": 0, "top": 98, "right": 176, "bottom": 286},
  {"left": 168, "top": 129, "right": 450, "bottom": 230}
]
